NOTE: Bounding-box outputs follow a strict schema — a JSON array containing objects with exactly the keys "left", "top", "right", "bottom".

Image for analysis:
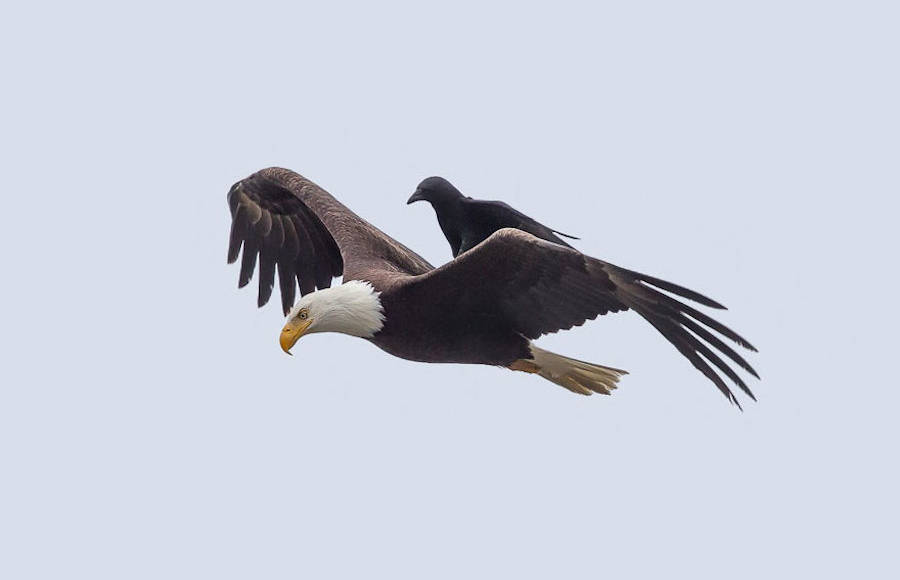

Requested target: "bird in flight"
[{"left": 226, "top": 168, "right": 759, "bottom": 407}]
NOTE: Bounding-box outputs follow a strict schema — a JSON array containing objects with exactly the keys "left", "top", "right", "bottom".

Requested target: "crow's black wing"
[{"left": 458, "top": 198, "right": 577, "bottom": 254}]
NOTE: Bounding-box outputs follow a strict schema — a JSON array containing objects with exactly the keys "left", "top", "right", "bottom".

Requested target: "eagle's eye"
[{"left": 298, "top": 309, "right": 309, "bottom": 320}]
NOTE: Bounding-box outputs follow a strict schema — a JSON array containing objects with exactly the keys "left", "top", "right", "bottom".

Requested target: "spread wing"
[
  {"left": 227, "top": 167, "right": 433, "bottom": 314},
  {"left": 407, "top": 228, "right": 759, "bottom": 406}
]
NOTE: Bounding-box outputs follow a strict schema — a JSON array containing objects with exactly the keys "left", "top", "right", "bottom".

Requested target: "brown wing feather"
[
  {"left": 226, "top": 168, "right": 433, "bottom": 314},
  {"left": 406, "top": 228, "right": 758, "bottom": 406}
]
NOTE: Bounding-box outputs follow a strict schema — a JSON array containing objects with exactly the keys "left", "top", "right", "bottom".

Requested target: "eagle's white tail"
[{"left": 510, "top": 345, "right": 628, "bottom": 396}]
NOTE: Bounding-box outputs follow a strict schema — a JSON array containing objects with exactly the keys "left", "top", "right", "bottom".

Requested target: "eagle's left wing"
[{"left": 227, "top": 168, "right": 433, "bottom": 314}]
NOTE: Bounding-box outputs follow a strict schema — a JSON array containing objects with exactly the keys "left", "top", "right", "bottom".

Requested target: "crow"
[{"left": 407, "top": 176, "right": 579, "bottom": 257}]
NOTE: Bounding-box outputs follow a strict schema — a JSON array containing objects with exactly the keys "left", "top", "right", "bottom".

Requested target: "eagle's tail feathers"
[{"left": 513, "top": 345, "right": 628, "bottom": 396}]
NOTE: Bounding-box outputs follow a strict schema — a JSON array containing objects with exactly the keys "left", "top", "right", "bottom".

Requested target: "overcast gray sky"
[{"left": 2, "top": 1, "right": 898, "bottom": 578}]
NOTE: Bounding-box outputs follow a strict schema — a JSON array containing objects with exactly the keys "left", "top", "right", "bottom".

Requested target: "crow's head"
[{"left": 407, "top": 176, "right": 464, "bottom": 206}]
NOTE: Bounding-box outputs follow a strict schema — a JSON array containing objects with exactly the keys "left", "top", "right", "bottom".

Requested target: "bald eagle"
[{"left": 227, "top": 168, "right": 758, "bottom": 406}]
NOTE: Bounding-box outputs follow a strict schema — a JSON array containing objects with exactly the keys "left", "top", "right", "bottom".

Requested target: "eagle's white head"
[{"left": 279, "top": 280, "right": 385, "bottom": 354}]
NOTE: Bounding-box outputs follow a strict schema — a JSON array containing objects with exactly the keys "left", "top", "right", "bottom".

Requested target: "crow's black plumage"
[{"left": 407, "top": 176, "right": 578, "bottom": 257}]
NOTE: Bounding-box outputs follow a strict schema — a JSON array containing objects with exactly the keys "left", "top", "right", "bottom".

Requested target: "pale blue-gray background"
[{"left": 2, "top": 1, "right": 897, "bottom": 578}]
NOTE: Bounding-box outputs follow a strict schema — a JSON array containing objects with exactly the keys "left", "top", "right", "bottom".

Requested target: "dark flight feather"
[
  {"left": 257, "top": 244, "right": 277, "bottom": 308},
  {"left": 227, "top": 202, "right": 248, "bottom": 264},
  {"left": 628, "top": 269, "right": 726, "bottom": 309},
  {"left": 238, "top": 237, "right": 258, "bottom": 288}
]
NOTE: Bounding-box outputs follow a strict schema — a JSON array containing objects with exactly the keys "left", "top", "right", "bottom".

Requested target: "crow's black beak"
[{"left": 407, "top": 190, "right": 425, "bottom": 205}]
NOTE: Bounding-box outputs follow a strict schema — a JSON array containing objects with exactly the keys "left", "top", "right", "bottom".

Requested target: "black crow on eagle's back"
[
  {"left": 407, "top": 176, "right": 578, "bottom": 257},
  {"left": 226, "top": 168, "right": 759, "bottom": 408}
]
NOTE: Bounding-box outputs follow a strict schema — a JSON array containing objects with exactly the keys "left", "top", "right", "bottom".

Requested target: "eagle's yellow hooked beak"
[{"left": 279, "top": 317, "right": 312, "bottom": 355}]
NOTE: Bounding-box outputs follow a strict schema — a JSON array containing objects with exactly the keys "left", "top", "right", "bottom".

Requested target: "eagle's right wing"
[{"left": 405, "top": 228, "right": 759, "bottom": 407}]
